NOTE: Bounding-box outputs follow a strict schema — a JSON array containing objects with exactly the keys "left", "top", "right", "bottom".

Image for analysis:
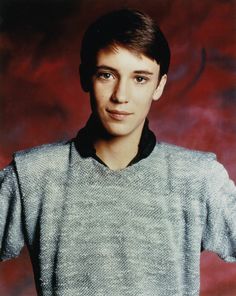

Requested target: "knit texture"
[{"left": 0, "top": 140, "right": 236, "bottom": 295}]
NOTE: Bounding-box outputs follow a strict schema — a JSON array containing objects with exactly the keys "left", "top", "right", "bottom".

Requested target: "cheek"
[
  {"left": 135, "top": 90, "right": 154, "bottom": 107},
  {"left": 93, "top": 83, "right": 113, "bottom": 104},
  {"left": 133, "top": 83, "right": 156, "bottom": 98}
]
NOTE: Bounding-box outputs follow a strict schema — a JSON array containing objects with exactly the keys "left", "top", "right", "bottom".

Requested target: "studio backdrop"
[{"left": 0, "top": 0, "right": 235, "bottom": 295}]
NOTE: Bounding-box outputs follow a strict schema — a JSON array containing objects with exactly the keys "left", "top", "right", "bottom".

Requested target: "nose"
[{"left": 111, "top": 79, "right": 128, "bottom": 103}]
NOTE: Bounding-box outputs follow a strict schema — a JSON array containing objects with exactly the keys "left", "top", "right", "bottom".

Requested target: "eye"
[
  {"left": 135, "top": 76, "right": 149, "bottom": 84},
  {"left": 97, "top": 72, "right": 114, "bottom": 80}
]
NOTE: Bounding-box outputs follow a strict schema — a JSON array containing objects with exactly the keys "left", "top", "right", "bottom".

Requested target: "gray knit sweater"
[{"left": 0, "top": 140, "right": 236, "bottom": 296}]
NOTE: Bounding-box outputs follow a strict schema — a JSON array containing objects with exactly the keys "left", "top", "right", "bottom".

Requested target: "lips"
[{"left": 107, "top": 109, "right": 133, "bottom": 120}]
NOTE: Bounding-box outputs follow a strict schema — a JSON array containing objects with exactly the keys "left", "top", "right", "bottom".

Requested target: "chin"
[
  {"left": 104, "top": 122, "right": 142, "bottom": 139},
  {"left": 100, "top": 122, "right": 129, "bottom": 137},
  {"left": 105, "top": 127, "right": 130, "bottom": 137}
]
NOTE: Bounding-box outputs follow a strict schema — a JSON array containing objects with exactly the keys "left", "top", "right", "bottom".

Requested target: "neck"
[{"left": 94, "top": 128, "right": 143, "bottom": 171}]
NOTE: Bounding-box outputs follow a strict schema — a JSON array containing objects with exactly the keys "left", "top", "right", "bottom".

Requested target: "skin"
[{"left": 83, "top": 45, "right": 167, "bottom": 170}]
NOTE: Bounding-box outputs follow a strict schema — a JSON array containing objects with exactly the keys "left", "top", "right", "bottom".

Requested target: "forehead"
[{"left": 96, "top": 45, "right": 160, "bottom": 74}]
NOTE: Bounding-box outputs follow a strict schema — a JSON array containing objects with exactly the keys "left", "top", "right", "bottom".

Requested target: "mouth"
[{"left": 107, "top": 109, "right": 133, "bottom": 120}]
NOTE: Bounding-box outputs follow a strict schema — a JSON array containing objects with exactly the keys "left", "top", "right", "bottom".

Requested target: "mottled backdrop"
[{"left": 0, "top": 0, "right": 236, "bottom": 295}]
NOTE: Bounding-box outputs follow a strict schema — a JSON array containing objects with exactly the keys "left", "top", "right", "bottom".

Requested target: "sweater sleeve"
[
  {"left": 201, "top": 159, "right": 236, "bottom": 262},
  {"left": 0, "top": 162, "right": 25, "bottom": 261}
]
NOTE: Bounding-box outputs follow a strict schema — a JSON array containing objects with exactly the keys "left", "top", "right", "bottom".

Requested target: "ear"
[
  {"left": 79, "top": 64, "right": 90, "bottom": 92},
  {"left": 152, "top": 74, "right": 167, "bottom": 101}
]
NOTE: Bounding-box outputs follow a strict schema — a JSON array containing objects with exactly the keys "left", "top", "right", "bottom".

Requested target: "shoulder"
[
  {"left": 151, "top": 142, "right": 234, "bottom": 195},
  {"left": 13, "top": 140, "right": 73, "bottom": 175},
  {"left": 14, "top": 140, "right": 71, "bottom": 159},
  {"left": 151, "top": 142, "right": 219, "bottom": 179},
  {"left": 156, "top": 141, "right": 216, "bottom": 163}
]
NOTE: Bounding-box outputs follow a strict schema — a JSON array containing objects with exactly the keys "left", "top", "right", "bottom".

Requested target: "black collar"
[{"left": 74, "top": 115, "right": 156, "bottom": 167}]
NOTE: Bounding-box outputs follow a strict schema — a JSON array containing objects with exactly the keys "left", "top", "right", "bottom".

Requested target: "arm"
[
  {"left": 202, "top": 159, "right": 236, "bottom": 262},
  {"left": 0, "top": 162, "right": 25, "bottom": 261}
]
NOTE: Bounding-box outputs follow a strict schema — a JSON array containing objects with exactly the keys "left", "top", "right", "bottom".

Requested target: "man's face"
[{"left": 90, "top": 45, "right": 167, "bottom": 138}]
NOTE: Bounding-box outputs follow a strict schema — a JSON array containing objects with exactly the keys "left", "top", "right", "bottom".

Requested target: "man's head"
[
  {"left": 79, "top": 9, "right": 170, "bottom": 139},
  {"left": 80, "top": 9, "right": 170, "bottom": 90}
]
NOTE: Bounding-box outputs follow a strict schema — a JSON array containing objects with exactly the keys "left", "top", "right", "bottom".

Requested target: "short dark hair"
[{"left": 80, "top": 9, "right": 171, "bottom": 79}]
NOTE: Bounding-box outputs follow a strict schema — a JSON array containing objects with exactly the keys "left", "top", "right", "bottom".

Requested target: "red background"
[{"left": 0, "top": 0, "right": 236, "bottom": 295}]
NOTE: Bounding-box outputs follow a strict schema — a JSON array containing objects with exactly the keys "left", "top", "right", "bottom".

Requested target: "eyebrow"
[{"left": 95, "top": 65, "right": 154, "bottom": 75}]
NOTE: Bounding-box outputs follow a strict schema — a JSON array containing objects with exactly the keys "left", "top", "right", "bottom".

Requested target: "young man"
[{"left": 0, "top": 9, "right": 235, "bottom": 296}]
